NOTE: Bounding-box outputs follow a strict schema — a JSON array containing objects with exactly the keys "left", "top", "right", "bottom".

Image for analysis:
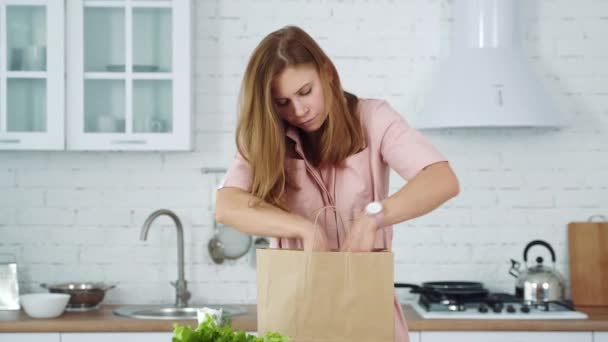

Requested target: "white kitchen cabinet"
[
  {"left": 66, "top": 0, "right": 191, "bottom": 151},
  {"left": 0, "top": 0, "right": 64, "bottom": 150},
  {"left": 420, "top": 331, "right": 593, "bottom": 342},
  {"left": 0, "top": 333, "right": 60, "bottom": 342},
  {"left": 61, "top": 332, "right": 173, "bottom": 342},
  {"left": 409, "top": 331, "right": 421, "bottom": 342},
  {"left": 595, "top": 332, "right": 608, "bottom": 342}
]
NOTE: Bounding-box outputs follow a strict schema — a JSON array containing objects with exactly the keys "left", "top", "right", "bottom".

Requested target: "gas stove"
[{"left": 410, "top": 292, "right": 588, "bottom": 320}]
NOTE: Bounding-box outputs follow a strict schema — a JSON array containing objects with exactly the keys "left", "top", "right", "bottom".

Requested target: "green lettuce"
[{"left": 172, "top": 315, "right": 288, "bottom": 342}]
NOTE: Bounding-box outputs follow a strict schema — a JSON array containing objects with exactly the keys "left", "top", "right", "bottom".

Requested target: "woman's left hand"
[{"left": 339, "top": 214, "right": 378, "bottom": 252}]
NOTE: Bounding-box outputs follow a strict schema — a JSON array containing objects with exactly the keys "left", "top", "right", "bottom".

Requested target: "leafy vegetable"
[{"left": 172, "top": 315, "right": 289, "bottom": 342}]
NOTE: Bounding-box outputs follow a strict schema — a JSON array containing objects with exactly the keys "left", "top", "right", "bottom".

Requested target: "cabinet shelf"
[
  {"left": 84, "top": 73, "right": 173, "bottom": 80},
  {"left": 5, "top": 72, "right": 47, "bottom": 79}
]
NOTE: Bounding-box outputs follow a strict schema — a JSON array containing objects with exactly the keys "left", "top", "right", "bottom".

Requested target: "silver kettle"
[{"left": 508, "top": 240, "right": 566, "bottom": 304}]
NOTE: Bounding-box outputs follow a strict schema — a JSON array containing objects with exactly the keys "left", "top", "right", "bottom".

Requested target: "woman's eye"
[
  {"left": 276, "top": 100, "right": 289, "bottom": 107},
  {"left": 300, "top": 88, "right": 311, "bottom": 96}
]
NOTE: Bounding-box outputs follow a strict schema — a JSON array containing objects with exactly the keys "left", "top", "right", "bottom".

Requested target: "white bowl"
[{"left": 20, "top": 293, "right": 70, "bottom": 319}]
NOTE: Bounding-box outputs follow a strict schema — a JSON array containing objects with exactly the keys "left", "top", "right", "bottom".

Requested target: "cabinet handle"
[
  {"left": 201, "top": 168, "right": 228, "bottom": 174},
  {"left": 0, "top": 139, "right": 20, "bottom": 143},
  {"left": 111, "top": 139, "right": 147, "bottom": 145}
]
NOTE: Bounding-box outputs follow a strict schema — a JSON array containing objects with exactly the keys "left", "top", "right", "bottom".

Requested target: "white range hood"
[{"left": 415, "top": 0, "right": 565, "bottom": 129}]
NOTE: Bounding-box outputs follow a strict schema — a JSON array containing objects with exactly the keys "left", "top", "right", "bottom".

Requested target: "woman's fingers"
[
  {"left": 313, "top": 226, "right": 329, "bottom": 251},
  {"left": 341, "top": 230, "right": 376, "bottom": 252},
  {"left": 340, "top": 238, "right": 350, "bottom": 252}
]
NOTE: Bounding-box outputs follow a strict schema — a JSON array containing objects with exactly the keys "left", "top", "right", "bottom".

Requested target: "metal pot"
[
  {"left": 40, "top": 282, "right": 116, "bottom": 311},
  {"left": 508, "top": 240, "right": 566, "bottom": 304}
]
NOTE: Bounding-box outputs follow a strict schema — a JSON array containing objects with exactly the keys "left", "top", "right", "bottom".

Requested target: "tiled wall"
[{"left": 1, "top": 0, "right": 607, "bottom": 305}]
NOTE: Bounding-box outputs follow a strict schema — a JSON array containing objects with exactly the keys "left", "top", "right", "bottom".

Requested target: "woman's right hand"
[{"left": 302, "top": 224, "right": 329, "bottom": 251}]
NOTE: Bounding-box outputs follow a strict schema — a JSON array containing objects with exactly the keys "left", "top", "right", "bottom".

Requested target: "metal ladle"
[
  {"left": 208, "top": 221, "right": 226, "bottom": 264},
  {"left": 208, "top": 218, "right": 253, "bottom": 264},
  {"left": 207, "top": 172, "right": 252, "bottom": 264}
]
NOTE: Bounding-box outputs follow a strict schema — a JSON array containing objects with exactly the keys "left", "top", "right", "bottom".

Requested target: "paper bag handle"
[
  {"left": 310, "top": 205, "right": 346, "bottom": 250},
  {"left": 310, "top": 205, "right": 389, "bottom": 251}
]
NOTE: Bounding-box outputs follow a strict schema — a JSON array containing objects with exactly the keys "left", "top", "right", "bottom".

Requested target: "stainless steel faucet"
[{"left": 140, "top": 209, "right": 191, "bottom": 308}]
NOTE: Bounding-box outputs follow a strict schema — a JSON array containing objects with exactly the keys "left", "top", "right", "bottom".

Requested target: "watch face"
[{"left": 366, "top": 202, "right": 382, "bottom": 215}]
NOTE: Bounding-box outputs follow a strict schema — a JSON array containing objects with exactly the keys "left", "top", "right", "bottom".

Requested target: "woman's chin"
[
  {"left": 298, "top": 118, "right": 325, "bottom": 133},
  {"left": 299, "top": 124, "right": 322, "bottom": 133}
]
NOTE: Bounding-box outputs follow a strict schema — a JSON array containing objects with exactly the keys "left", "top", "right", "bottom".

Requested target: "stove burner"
[
  {"left": 418, "top": 292, "right": 576, "bottom": 314},
  {"left": 395, "top": 282, "right": 583, "bottom": 318}
]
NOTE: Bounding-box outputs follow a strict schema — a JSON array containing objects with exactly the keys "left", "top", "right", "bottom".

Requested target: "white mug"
[
  {"left": 97, "top": 115, "right": 116, "bottom": 132},
  {"left": 22, "top": 45, "right": 46, "bottom": 71},
  {"left": 135, "top": 116, "right": 167, "bottom": 133}
]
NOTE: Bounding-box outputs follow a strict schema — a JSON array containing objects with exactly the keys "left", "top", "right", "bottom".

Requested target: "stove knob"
[
  {"left": 492, "top": 303, "right": 503, "bottom": 313},
  {"left": 506, "top": 304, "right": 516, "bottom": 313},
  {"left": 521, "top": 305, "right": 531, "bottom": 313},
  {"left": 478, "top": 304, "right": 488, "bottom": 313}
]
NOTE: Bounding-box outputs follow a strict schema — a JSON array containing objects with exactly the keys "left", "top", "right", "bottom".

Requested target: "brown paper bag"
[{"left": 256, "top": 248, "right": 394, "bottom": 342}]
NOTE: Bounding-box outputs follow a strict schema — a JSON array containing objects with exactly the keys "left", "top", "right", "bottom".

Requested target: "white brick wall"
[{"left": 1, "top": 0, "right": 607, "bottom": 305}]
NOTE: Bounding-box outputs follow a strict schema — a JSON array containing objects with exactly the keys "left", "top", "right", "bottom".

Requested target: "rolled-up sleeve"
[
  {"left": 218, "top": 152, "right": 253, "bottom": 191},
  {"left": 376, "top": 101, "right": 447, "bottom": 180}
]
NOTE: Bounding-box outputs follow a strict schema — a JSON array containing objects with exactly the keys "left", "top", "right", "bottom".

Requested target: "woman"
[{"left": 216, "top": 26, "right": 459, "bottom": 342}]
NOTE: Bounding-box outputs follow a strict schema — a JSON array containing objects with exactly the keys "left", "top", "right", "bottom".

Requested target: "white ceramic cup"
[
  {"left": 22, "top": 45, "right": 46, "bottom": 71},
  {"left": 97, "top": 115, "right": 117, "bottom": 132}
]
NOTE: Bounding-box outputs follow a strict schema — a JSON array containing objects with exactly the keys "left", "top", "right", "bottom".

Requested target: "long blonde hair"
[{"left": 236, "top": 26, "right": 365, "bottom": 209}]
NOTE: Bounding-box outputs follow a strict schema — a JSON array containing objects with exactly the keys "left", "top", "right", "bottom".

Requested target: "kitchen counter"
[
  {"left": 1, "top": 304, "right": 608, "bottom": 332},
  {"left": 0, "top": 304, "right": 255, "bottom": 333}
]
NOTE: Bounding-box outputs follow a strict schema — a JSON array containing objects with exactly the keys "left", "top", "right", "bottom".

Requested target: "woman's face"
[{"left": 271, "top": 64, "right": 328, "bottom": 133}]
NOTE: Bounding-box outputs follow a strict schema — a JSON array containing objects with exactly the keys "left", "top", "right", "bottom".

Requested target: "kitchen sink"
[{"left": 113, "top": 305, "right": 247, "bottom": 320}]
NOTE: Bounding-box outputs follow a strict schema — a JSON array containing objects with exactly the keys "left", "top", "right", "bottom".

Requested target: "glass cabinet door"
[
  {"left": 67, "top": 0, "right": 191, "bottom": 151},
  {"left": 7, "top": 79, "right": 46, "bottom": 132},
  {"left": 0, "top": 1, "right": 64, "bottom": 150},
  {"left": 6, "top": 6, "right": 47, "bottom": 135}
]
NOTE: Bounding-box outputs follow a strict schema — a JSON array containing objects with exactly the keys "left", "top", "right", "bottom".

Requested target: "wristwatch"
[{"left": 365, "top": 201, "right": 385, "bottom": 229}]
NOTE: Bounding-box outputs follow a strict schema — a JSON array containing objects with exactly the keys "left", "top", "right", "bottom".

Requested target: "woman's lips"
[{"left": 300, "top": 115, "right": 317, "bottom": 127}]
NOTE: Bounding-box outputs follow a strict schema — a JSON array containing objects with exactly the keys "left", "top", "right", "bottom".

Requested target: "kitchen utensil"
[
  {"left": 133, "top": 64, "right": 160, "bottom": 72},
  {"left": 207, "top": 173, "right": 252, "bottom": 264},
  {"left": 250, "top": 237, "right": 270, "bottom": 268},
  {"left": 10, "top": 48, "right": 23, "bottom": 70},
  {"left": 105, "top": 64, "right": 159, "bottom": 72},
  {"left": 105, "top": 64, "right": 126, "bottom": 72},
  {"left": 208, "top": 222, "right": 252, "bottom": 264},
  {"left": 0, "top": 254, "right": 20, "bottom": 310},
  {"left": 40, "top": 282, "right": 116, "bottom": 311},
  {"left": 19, "top": 293, "right": 70, "bottom": 318},
  {"left": 96, "top": 115, "right": 117, "bottom": 132},
  {"left": 22, "top": 45, "right": 46, "bottom": 71},
  {"left": 508, "top": 240, "right": 566, "bottom": 304},
  {"left": 395, "top": 281, "right": 489, "bottom": 301},
  {"left": 208, "top": 223, "right": 226, "bottom": 264},
  {"left": 568, "top": 215, "right": 608, "bottom": 306}
]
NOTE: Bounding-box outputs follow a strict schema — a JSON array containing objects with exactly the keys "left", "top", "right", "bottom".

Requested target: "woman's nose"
[{"left": 293, "top": 100, "right": 309, "bottom": 117}]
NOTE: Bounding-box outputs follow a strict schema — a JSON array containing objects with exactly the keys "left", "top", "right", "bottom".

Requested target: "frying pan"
[{"left": 395, "top": 281, "right": 489, "bottom": 301}]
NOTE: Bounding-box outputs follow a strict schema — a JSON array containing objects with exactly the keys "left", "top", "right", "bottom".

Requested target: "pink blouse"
[{"left": 220, "top": 99, "right": 447, "bottom": 342}]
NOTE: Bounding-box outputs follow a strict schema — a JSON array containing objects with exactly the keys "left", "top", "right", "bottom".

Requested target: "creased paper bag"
[{"left": 257, "top": 248, "right": 394, "bottom": 342}]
